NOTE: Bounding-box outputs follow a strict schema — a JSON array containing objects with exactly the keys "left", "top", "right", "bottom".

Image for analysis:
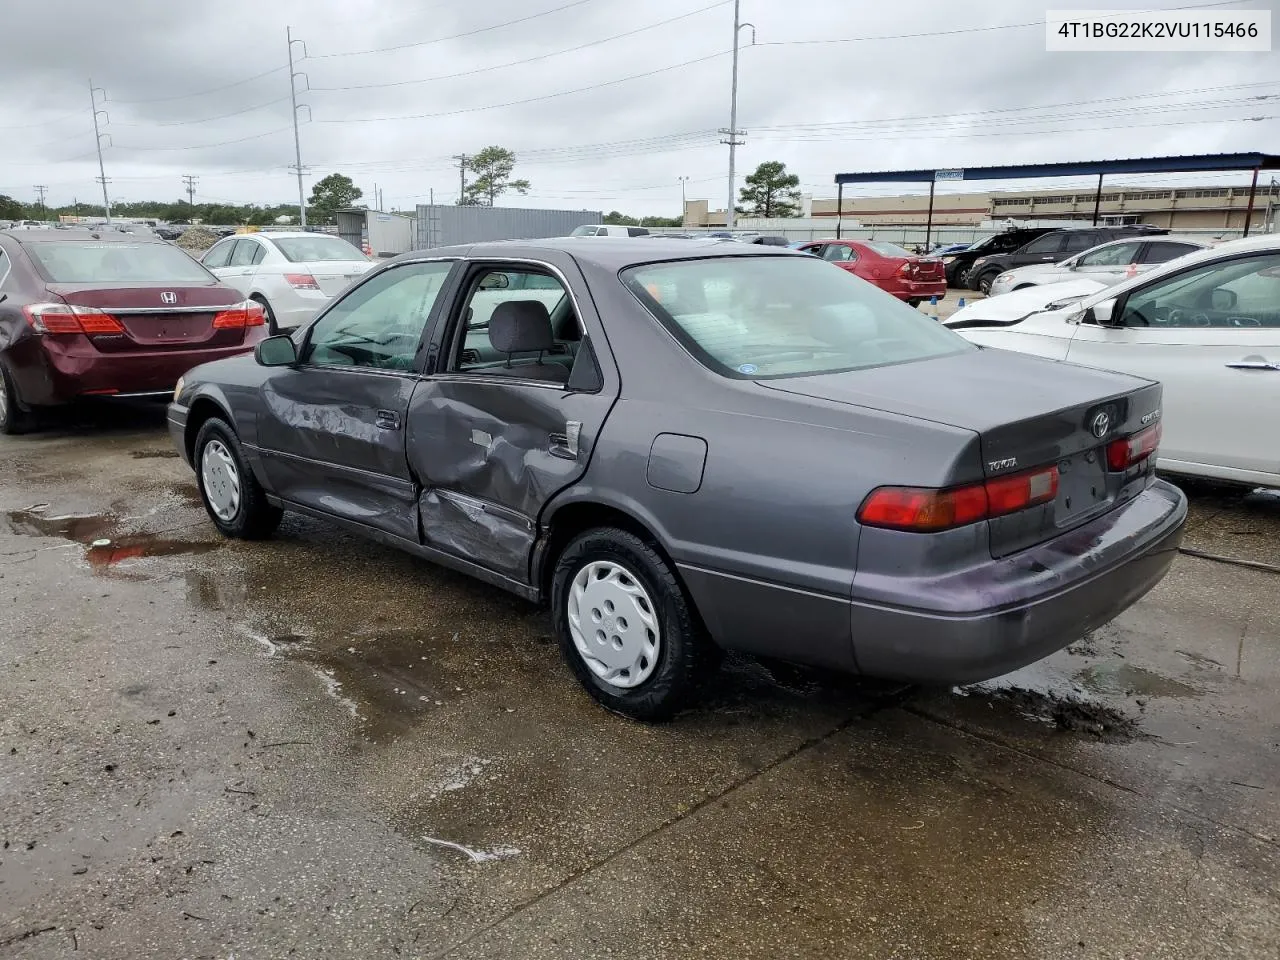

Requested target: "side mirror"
[
  {"left": 478, "top": 272, "right": 510, "bottom": 290},
  {"left": 1088, "top": 298, "right": 1119, "bottom": 327},
  {"left": 255, "top": 334, "right": 298, "bottom": 367},
  {"left": 1209, "top": 288, "right": 1237, "bottom": 311}
]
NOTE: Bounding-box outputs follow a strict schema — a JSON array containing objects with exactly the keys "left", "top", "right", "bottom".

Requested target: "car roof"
[
  {"left": 0, "top": 229, "right": 165, "bottom": 244},
  {"left": 399, "top": 236, "right": 800, "bottom": 269}
]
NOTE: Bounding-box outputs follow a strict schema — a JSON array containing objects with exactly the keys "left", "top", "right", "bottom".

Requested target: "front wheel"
[
  {"left": 551, "top": 527, "right": 717, "bottom": 722},
  {"left": 975, "top": 270, "right": 998, "bottom": 295},
  {"left": 194, "top": 417, "right": 282, "bottom": 539}
]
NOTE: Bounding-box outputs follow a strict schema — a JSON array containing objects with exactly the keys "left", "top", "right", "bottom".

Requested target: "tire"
[
  {"left": 251, "top": 295, "right": 278, "bottom": 335},
  {"left": 975, "top": 270, "right": 998, "bottom": 295},
  {"left": 0, "top": 362, "right": 31, "bottom": 436},
  {"left": 907, "top": 298, "right": 922, "bottom": 308},
  {"left": 551, "top": 527, "right": 718, "bottom": 722},
  {"left": 948, "top": 264, "right": 969, "bottom": 288},
  {"left": 193, "top": 416, "right": 282, "bottom": 539}
]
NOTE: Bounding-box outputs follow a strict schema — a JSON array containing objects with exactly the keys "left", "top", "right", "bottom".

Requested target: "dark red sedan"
[
  {"left": 0, "top": 229, "right": 265, "bottom": 433},
  {"left": 795, "top": 239, "right": 947, "bottom": 305}
]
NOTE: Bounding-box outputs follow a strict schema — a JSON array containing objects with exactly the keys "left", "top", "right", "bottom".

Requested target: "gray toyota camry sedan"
[{"left": 169, "top": 238, "right": 1187, "bottom": 720}]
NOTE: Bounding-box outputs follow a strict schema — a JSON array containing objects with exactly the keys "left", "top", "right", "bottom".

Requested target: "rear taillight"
[
  {"left": 284, "top": 273, "right": 319, "bottom": 290},
  {"left": 897, "top": 261, "right": 914, "bottom": 276},
  {"left": 1106, "top": 423, "right": 1161, "bottom": 471},
  {"left": 212, "top": 300, "right": 267, "bottom": 329},
  {"left": 858, "top": 464, "right": 1060, "bottom": 533},
  {"left": 22, "top": 303, "right": 125, "bottom": 335}
]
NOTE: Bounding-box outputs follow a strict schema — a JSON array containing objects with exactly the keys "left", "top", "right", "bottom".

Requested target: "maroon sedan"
[
  {"left": 0, "top": 229, "right": 265, "bottom": 433},
  {"left": 796, "top": 239, "right": 947, "bottom": 305}
]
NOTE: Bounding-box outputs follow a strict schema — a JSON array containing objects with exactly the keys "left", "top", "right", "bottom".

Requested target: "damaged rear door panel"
[{"left": 407, "top": 256, "right": 620, "bottom": 581}]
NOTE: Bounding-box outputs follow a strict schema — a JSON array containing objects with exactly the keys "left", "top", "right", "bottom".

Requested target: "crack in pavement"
[{"left": 429, "top": 683, "right": 918, "bottom": 959}]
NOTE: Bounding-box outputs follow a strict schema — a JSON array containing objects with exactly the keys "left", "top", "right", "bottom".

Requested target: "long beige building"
[{"left": 685, "top": 182, "right": 1280, "bottom": 232}]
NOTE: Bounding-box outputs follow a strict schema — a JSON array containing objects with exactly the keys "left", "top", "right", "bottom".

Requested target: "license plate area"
[{"left": 1054, "top": 449, "right": 1110, "bottom": 527}]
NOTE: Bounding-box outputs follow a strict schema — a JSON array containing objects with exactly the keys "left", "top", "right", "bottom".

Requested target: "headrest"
[{"left": 489, "top": 300, "right": 554, "bottom": 353}]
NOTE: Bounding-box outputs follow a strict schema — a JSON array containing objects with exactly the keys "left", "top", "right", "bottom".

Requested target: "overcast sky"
[{"left": 1, "top": 0, "right": 1276, "bottom": 216}]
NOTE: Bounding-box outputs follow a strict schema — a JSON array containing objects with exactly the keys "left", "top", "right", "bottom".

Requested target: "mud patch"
[
  {"left": 964, "top": 685, "right": 1143, "bottom": 741},
  {"left": 130, "top": 449, "right": 180, "bottom": 460}
]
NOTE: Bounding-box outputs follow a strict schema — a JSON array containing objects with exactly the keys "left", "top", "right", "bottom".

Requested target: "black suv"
[
  {"left": 943, "top": 227, "right": 1056, "bottom": 287},
  {"left": 966, "top": 225, "right": 1167, "bottom": 294}
]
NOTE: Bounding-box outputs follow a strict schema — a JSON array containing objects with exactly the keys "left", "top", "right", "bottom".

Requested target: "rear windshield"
[
  {"left": 24, "top": 241, "right": 212, "bottom": 283},
  {"left": 272, "top": 236, "right": 368, "bottom": 263},
  {"left": 622, "top": 256, "right": 971, "bottom": 379},
  {"left": 862, "top": 240, "right": 915, "bottom": 259}
]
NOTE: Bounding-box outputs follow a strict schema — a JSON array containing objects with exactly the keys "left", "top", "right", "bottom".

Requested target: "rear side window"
[
  {"left": 1063, "top": 233, "right": 1099, "bottom": 252},
  {"left": 623, "top": 256, "right": 971, "bottom": 380},
  {"left": 229, "top": 240, "right": 259, "bottom": 267},
  {"left": 626, "top": 227, "right": 650, "bottom": 237},
  {"left": 862, "top": 240, "right": 913, "bottom": 258},
  {"left": 1020, "top": 234, "right": 1065, "bottom": 255},
  {"left": 23, "top": 242, "right": 213, "bottom": 283},
  {"left": 1141, "top": 241, "right": 1200, "bottom": 264}
]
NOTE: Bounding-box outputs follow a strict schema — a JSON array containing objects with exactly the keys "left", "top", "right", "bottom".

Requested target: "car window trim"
[
  {"left": 296, "top": 256, "right": 461, "bottom": 374},
  {"left": 431, "top": 256, "right": 590, "bottom": 385}
]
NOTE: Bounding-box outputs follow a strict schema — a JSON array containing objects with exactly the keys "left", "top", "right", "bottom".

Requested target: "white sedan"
[
  {"left": 988, "top": 235, "right": 1210, "bottom": 297},
  {"left": 200, "top": 231, "right": 374, "bottom": 333},
  {"left": 946, "top": 234, "right": 1280, "bottom": 489}
]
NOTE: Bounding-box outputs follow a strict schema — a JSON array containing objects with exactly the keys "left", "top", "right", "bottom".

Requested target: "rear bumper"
[
  {"left": 882, "top": 278, "right": 947, "bottom": 301},
  {"left": 849, "top": 480, "right": 1187, "bottom": 684},
  {"left": 5, "top": 336, "right": 258, "bottom": 408}
]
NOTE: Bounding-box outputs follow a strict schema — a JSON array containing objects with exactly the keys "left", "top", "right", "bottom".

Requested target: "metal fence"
[{"left": 414, "top": 205, "right": 601, "bottom": 249}]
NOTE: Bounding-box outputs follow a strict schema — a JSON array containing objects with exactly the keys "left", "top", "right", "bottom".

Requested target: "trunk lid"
[
  {"left": 907, "top": 256, "right": 944, "bottom": 281},
  {"left": 47, "top": 282, "right": 244, "bottom": 350},
  {"left": 305, "top": 261, "right": 373, "bottom": 297},
  {"left": 760, "top": 347, "right": 1163, "bottom": 556}
]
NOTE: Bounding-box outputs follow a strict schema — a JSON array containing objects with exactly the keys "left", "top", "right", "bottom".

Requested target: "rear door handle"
[
  {"left": 1225, "top": 360, "right": 1280, "bottom": 371},
  {"left": 375, "top": 409, "right": 402, "bottom": 430}
]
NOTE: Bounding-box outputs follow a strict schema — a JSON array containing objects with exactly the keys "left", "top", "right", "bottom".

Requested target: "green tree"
[
  {"left": 464, "top": 146, "right": 531, "bottom": 207},
  {"left": 308, "top": 173, "right": 363, "bottom": 223},
  {"left": 738, "top": 160, "right": 802, "bottom": 219},
  {"left": 0, "top": 195, "right": 24, "bottom": 219}
]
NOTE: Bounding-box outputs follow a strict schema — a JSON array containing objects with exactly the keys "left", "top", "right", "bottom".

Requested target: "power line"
[
  {"left": 309, "top": 0, "right": 732, "bottom": 91},
  {"left": 106, "top": 65, "right": 289, "bottom": 105},
  {"left": 109, "top": 94, "right": 294, "bottom": 127},
  {"left": 112, "top": 125, "right": 294, "bottom": 151},
  {"left": 0, "top": 110, "right": 84, "bottom": 132},
  {"left": 308, "top": 0, "right": 598, "bottom": 59},
  {"left": 313, "top": 49, "right": 732, "bottom": 123}
]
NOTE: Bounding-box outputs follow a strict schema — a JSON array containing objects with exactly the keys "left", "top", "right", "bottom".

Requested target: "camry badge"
[
  {"left": 1090, "top": 410, "right": 1111, "bottom": 438},
  {"left": 160, "top": 291, "right": 178, "bottom": 304}
]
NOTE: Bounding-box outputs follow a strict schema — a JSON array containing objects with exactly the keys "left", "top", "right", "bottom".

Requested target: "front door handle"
[
  {"left": 375, "top": 409, "right": 402, "bottom": 430},
  {"left": 1225, "top": 360, "right": 1280, "bottom": 371}
]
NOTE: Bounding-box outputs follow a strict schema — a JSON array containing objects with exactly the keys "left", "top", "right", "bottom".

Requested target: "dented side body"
[{"left": 171, "top": 238, "right": 1188, "bottom": 685}]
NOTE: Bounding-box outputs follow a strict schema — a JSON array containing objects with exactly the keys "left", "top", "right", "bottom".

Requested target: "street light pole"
[
  {"left": 719, "top": 1, "right": 754, "bottom": 231},
  {"left": 678, "top": 176, "right": 689, "bottom": 223}
]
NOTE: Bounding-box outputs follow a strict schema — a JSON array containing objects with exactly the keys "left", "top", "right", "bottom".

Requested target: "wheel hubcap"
[
  {"left": 200, "top": 439, "right": 241, "bottom": 522},
  {"left": 567, "top": 560, "right": 660, "bottom": 689}
]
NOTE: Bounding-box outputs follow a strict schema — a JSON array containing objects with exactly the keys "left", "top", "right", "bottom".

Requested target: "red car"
[
  {"left": 796, "top": 239, "right": 947, "bottom": 305},
  {"left": 0, "top": 229, "right": 265, "bottom": 433}
]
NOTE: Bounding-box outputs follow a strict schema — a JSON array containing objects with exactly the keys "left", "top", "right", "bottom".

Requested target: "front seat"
[{"left": 486, "top": 300, "right": 570, "bottom": 383}]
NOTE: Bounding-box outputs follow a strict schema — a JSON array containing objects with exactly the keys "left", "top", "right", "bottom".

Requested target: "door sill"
[{"left": 266, "top": 495, "right": 540, "bottom": 602}]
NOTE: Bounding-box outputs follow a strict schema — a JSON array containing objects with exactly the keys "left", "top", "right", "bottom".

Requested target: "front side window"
[
  {"left": 25, "top": 242, "right": 214, "bottom": 283},
  {"left": 202, "top": 239, "right": 236, "bottom": 269},
  {"left": 272, "top": 236, "right": 368, "bottom": 263},
  {"left": 623, "top": 256, "right": 971, "bottom": 379},
  {"left": 304, "top": 261, "right": 453, "bottom": 370},
  {"left": 1020, "top": 234, "right": 1065, "bottom": 255},
  {"left": 1117, "top": 252, "right": 1280, "bottom": 329},
  {"left": 1077, "top": 241, "right": 1142, "bottom": 267}
]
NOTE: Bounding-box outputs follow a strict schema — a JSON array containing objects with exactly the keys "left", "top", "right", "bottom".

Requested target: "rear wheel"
[
  {"left": 194, "top": 417, "right": 281, "bottom": 539},
  {"left": 552, "top": 527, "right": 718, "bottom": 722},
  {"left": 251, "top": 295, "right": 278, "bottom": 335},
  {"left": 0, "top": 363, "right": 31, "bottom": 435},
  {"left": 907, "top": 298, "right": 922, "bottom": 308}
]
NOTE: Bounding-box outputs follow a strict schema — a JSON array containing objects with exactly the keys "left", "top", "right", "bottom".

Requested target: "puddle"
[
  {"left": 86, "top": 536, "right": 219, "bottom": 570},
  {"left": 1077, "top": 663, "right": 1202, "bottom": 699},
  {"left": 3, "top": 508, "right": 117, "bottom": 543}
]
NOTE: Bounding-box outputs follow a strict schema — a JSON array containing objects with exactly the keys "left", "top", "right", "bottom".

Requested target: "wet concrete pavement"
[{"left": 1, "top": 405, "right": 1277, "bottom": 959}]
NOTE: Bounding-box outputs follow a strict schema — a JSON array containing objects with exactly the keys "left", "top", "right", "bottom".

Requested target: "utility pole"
[
  {"left": 182, "top": 174, "right": 198, "bottom": 207},
  {"left": 89, "top": 79, "right": 112, "bottom": 223},
  {"left": 719, "top": 1, "right": 754, "bottom": 231},
  {"left": 677, "top": 176, "right": 690, "bottom": 224},
  {"left": 286, "top": 27, "right": 309, "bottom": 227},
  {"left": 33, "top": 185, "right": 47, "bottom": 218},
  {"left": 452, "top": 155, "right": 469, "bottom": 205}
]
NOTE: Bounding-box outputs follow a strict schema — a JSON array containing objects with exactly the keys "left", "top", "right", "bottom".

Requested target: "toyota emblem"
[
  {"left": 1089, "top": 410, "right": 1111, "bottom": 438},
  {"left": 160, "top": 291, "right": 178, "bottom": 304}
]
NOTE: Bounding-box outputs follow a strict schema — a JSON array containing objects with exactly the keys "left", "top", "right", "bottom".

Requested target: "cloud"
[{"left": 1, "top": 0, "right": 1274, "bottom": 214}]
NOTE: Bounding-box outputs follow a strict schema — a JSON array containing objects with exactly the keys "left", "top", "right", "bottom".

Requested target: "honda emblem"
[{"left": 160, "top": 291, "right": 178, "bottom": 305}]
